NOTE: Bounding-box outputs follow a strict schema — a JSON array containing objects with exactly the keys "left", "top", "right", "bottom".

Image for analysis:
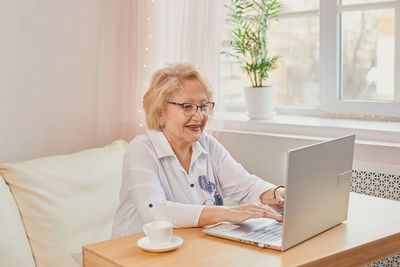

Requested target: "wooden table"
[{"left": 83, "top": 193, "right": 400, "bottom": 267}]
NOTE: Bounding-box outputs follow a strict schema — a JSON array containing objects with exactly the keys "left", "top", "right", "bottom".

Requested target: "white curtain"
[
  {"left": 0, "top": 0, "right": 224, "bottom": 162},
  {"left": 132, "top": 0, "right": 225, "bottom": 135},
  {"left": 0, "top": 0, "right": 136, "bottom": 162}
]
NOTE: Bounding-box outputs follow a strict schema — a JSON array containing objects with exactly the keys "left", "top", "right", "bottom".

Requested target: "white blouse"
[{"left": 111, "top": 130, "right": 274, "bottom": 238}]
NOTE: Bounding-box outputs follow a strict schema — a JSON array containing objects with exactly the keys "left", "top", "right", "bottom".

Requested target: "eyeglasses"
[{"left": 167, "top": 101, "right": 215, "bottom": 117}]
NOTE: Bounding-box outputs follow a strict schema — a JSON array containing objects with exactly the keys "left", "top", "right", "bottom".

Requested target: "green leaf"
[{"left": 223, "top": 0, "right": 281, "bottom": 87}]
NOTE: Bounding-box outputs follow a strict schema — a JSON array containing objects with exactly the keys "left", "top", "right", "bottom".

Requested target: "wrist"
[
  {"left": 260, "top": 188, "right": 274, "bottom": 204},
  {"left": 198, "top": 206, "right": 232, "bottom": 226},
  {"left": 273, "top": 185, "right": 286, "bottom": 199},
  {"left": 221, "top": 206, "right": 232, "bottom": 222},
  {"left": 260, "top": 185, "right": 286, "bottom": 204}
]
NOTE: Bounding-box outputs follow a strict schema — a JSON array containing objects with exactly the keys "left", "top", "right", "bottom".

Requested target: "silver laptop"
[{"left": 203, "top": 135, "right": 355, "bottom": 251}]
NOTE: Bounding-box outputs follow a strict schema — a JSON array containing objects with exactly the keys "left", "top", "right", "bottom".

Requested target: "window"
[
  {"left": 268, "top": 1, "right": 319, "bottom": 107},
  {"left": 220, "top": 0, "right": 400, "bottom": 118}
]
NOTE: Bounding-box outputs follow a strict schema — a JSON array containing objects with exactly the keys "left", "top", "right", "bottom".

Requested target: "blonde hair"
[{"left": 143, "top": 63, "right": 212, "bottom": 130}]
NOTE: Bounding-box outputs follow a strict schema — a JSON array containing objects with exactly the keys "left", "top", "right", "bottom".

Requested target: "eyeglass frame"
[{"left": 167, "top": 101, "right": 215, "bottom": 116}]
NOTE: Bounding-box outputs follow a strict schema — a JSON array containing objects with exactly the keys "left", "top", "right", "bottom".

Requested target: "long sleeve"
[
  {"left": 122, "top": 142, "right": 204, "bottom": 228},
  {"left": 206, "top": 134, "right": 275, "bottom": 204}
]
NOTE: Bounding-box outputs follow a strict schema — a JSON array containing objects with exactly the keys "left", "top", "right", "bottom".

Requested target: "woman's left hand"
[
  {"left": 260, "top": 186, "right": 286, "bottom": 206},
  {"left": 274, "top": 187, "right": 286, "bottom": 206}
]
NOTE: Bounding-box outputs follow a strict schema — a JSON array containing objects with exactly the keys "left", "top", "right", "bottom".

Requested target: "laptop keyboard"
[{"left": 243, "top": 222, "right": 282, "bottom": 243}]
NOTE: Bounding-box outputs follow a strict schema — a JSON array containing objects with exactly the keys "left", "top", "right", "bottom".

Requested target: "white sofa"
[
  {"left": 0, "top": 140, "right": 127, "bottom": 267},
  {"left": 1, "top": 134, "right": 398, "bottom": 267}
]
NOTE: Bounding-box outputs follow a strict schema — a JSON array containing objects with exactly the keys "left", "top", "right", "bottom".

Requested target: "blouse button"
[
  {"left": 190, "top": 183, "right": 195, "bottom": 187},
  {"left": 149, "top": 204, "right": 153, "bottom": 208}
]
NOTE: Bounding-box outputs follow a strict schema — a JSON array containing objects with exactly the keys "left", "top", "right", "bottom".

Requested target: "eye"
[
  {"left": 201, "top": 104, "right": 209, "bottom": 111},
  {"left": 182, "top": 103, "right": 195, "bottom": 111}
]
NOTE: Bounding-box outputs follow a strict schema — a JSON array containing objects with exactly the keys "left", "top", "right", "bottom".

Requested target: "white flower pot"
[{"left": 244, "top": 86, "right": 276, "bottom": 120}]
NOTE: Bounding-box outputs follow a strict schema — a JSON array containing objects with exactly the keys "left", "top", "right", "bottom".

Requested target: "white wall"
[
  {"left": 212, "top": 129, "right": 400, "bottom": 185},
  {"left": 0, "top": 0, "right": 137, "bottom": 162}
]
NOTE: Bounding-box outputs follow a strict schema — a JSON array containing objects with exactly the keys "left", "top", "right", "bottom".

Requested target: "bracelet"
[{"left": 273, "top": 185, "right": 286, "bottom": 199}]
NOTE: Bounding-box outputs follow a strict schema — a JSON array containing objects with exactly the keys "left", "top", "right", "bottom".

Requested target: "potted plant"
[{"left": 223, "top": 0, "right": 281, "bottom": 120}]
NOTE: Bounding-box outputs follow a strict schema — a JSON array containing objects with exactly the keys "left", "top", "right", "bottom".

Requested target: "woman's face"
[{"left": 160, "top": 80, "right": 209, "bottom": 149}]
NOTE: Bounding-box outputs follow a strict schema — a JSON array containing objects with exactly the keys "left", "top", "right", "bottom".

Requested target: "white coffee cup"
[{"left": 143, "top": 221, "right": 173, "bottom": 246}]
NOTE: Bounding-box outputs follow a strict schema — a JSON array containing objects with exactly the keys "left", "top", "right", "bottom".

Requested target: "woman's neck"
[
  {"left": 173, "top": 146, "right": 192, "bottom": 174},
  {"left": 163, "top": 132, "right": 192, "bottom": 174}
]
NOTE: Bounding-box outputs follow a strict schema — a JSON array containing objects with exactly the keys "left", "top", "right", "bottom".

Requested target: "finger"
[
  {"left": 235, "top": 205, "right": 258, "bottom": 212},
  {"left": 242, "top": 206, "right": 283, "bottom": 222},
  {"left": 238, "top": 203, "right": 266, "bottom": 212},
  {"left": 239, "top": 203, "right": 281, "bottom": 216},
  {"left": 232, "top": 206, "right": 265, "bottom": 216},
  {"left": 262, "top": 207, "right": 283, "bottom": 222},
  {"left": 240, "top": 210, "right": 266, "bottom": 221},
  {"left": 264, "top": 211, "right": 283, "bottom": 222},
  {"left": 247, "top": 205, "right": 274, "bottom": 214},
  {"left": 276, "top": 196, "right": 285, "bottom": 206},
  {"left": 247, "top": 202, "right": 265, "bottom": 209},
  {"left": 256, "top": 204, "right": 281, "bottom": 215},
  {"left": 247, "top": 204, "right": 268, "bottom": 212}
]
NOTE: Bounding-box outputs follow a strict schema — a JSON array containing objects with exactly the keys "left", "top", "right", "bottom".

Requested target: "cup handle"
[{"left": 143, "top": 224, "right": 148, "bottom": 235}]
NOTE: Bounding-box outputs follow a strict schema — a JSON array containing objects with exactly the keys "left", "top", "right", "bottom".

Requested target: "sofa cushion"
[
  {"left": 0, "top": 174, "right": 35, "bottom": 267},
  {"left": 0, "top": 140, "right": 127, "bottom": 267}
]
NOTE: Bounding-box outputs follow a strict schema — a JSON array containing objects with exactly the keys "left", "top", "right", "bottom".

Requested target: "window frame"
[{"left": 321, "top": 0, "right": 400, "bottom": 118}]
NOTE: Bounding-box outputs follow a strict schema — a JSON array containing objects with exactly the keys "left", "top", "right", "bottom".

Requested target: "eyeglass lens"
[{"left": 183, "top": 103, "right": 213, "bottom": 116}]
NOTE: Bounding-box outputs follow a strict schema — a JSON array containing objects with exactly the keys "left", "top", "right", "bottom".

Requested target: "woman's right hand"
[
  {"left": 225, "top": 202, "right": 283, "bottom": 224},
  {"left": 198, "top": 202, "right": 283, "bottom": 227}
]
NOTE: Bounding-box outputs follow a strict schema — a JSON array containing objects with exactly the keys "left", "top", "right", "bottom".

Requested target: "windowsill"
[{"left": 208, "top": 111, "right": 400, "bottom": 147}]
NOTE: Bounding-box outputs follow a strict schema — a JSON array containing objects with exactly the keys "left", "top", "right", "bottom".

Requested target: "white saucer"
[{"left": 137, "top": 235, "right": 183, "bottom": 253}]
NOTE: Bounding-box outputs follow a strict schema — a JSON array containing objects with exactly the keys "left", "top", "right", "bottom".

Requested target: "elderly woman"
[{"left": 112, "top": 63, "right": 285, "bottom": 238}]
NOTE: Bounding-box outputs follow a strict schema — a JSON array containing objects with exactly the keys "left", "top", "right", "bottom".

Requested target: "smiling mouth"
[{"left": 186, "top": 125, "right": 201, "bottom": 131}]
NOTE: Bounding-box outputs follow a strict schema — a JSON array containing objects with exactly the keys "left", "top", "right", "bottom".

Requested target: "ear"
[{"left": 158, "top": 110, "right": 166, "bottom": 130}]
